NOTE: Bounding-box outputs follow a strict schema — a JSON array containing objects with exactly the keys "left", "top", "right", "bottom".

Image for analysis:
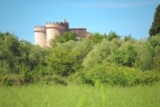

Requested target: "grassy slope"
[{"left": 0, "top": 84, "right": 160, "bottom": 107}]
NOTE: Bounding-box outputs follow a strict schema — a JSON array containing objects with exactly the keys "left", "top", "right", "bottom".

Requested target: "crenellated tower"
[
  {"left": 45, "top": 21, "right": 69, "bottom": 46},
  {"left": 34, "top": 26, "right": 46, "bottom": 47},
  {"left": 34, "top": 20, "right": 86, "bottom": 47}
]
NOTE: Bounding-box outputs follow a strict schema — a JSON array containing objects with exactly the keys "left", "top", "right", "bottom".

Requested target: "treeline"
[{"left": 0, "top": 32, "right": 160, "bottom": 86}]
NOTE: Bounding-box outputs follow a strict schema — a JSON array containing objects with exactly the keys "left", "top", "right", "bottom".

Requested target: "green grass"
[{"left": 0, "top": 83, "right": 160, "bottom": 107}]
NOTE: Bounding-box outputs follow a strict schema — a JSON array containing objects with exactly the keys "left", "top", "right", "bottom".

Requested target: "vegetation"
[
  {"left": 0, "top": 31, "right": 160, "bottom": 86},
  {"left": 0, "top": 5, "right": 160, "bottom": 107},
  {"left": 149, "top": 4, "right": 160, "bottom": 36},
  {"left": 54, "top": 31, "right": 76, "bottom": 43},
  {"left": 0, "top": 83, "right": 160, "bottom": 107}
]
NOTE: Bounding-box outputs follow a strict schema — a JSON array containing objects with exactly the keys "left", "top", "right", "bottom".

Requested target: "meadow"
[{"left": 0, "top": 83, "right": 160, "bottom": 107}]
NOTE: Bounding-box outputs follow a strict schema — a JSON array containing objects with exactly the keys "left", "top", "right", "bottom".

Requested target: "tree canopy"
[
  {"left": 0, "top": 32, "right": 160, "bottom": 86},
  {"left": 149, "top": 4, "right": 160, "bottom": 36}
]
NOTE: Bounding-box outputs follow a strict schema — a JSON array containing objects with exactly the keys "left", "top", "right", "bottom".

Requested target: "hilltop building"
[{"left": 34, "top": 20, "right": 86, "bottom": 47}]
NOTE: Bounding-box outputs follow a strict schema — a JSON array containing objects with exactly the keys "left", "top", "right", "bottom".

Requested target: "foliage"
[
  {"left": 110, "top": 41, "right": 137, "bottom": 67},
  {"left": 89, "top": 32, "right": 105, "bottom": 43},
  {"left": 55, "top": 31, "right": 76, "bottom": 43},
  {"left": 149, "top": 4, "right": 160, "bottom": 36},
  {"left": 46, "top": 40, "right": 93, "bottom": 77},
  {"left": 0, "top": 32, "right": 160, "bottom": 86},
  {"left": 107, "top": 31, "right": 120, "bottom": 41},
  {"left": 124, "top": 35, "right": 135, "bottom": 41},
  {"left": 134, "top": 41, "right": 152, "bottom": 70},
  {"left": 148, "top": 34, "right": 160, "bottom": 70},
  {"left": 81, "top": 61, "right": 160, "bottom": 86},
  {"left": 0, "top": 33, "right": 20, "bottom": 73},
  {"left": 89, "top": 31, "right": 119, "bottom": 43},
  {"left": 82, "top": 39, "right": 117, "bottom": 69},
  {"left": 46, "top": 41, "right": 77, "bottom": 76}
]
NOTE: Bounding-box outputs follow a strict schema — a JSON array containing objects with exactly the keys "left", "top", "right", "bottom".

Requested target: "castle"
[{"left": 34, "top": 20, "right": 87, "bottom": 47}]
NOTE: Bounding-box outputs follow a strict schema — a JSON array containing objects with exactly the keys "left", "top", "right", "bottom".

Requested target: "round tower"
[
  {"left": 45, "top": 21, "right": 69, "bottom": 46},
  {"left": 34, "top": 26, "right": 46, "bottom": 47}
]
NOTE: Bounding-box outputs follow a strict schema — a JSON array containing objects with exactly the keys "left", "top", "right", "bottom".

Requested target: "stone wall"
[{"left": 69, "top": 28, "right": 86, "bottom": 40}]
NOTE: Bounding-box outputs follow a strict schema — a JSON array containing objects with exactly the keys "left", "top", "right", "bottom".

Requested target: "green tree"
[
  {"left": 46, "top": 41, "right": 77, "bottom": 76},
  {"left": 107, "top": 31, "right": 120, "bottom": 41},
  {"left": 82, "top": 39, "right": 117, "bottom": 69},
  {"left": 55, "top": 31, "right": 76, "bottom": 43},
  {"left": 149, "top": 4, "right": 160, "bottom": 36},
  {"left": 46, "top": 40, "right": 93, "bottom": 77},
  {"left": 28, "top": 46, "right": 48, "bottom": 71},
  {"left": 111, "top": 42, "right": 137, "bottom": 67},
  {"left": 135, "top": 41, "right": 152, "bottom": 70},
  {"left": 71, "top": 39, "right": 94, "bottom": 70},
  {"left": 0, "top": 33, "right": 20, "bottom": 73},
  {"left": 90, "top": 32, "right": 104, "bottom": 43},
  {"left": 18, "top": 40, "right": 32, "bottom": 68},
  {"left": 124, "top": 35, "right": 135, "bottom": 41},
  {"left": 148, "top": 35, "right": 160, "bottom": 70}
]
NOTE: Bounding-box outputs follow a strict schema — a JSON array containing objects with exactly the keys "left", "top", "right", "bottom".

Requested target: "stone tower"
[
  {"left": 34, "top": 26, "right": 46, "bottom": 47},
  {"left": 34, "top": 20, "right": 86, "bottom": 47},
  {"left": 45, "top": 21, "right": 69, "bottom": 46}
]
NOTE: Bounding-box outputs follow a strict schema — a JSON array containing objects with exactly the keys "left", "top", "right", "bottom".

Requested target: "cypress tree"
[{"left": 149, "top": 4, "right": 160, "bottom": 36}]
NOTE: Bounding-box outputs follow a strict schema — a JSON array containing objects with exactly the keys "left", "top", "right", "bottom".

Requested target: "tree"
[
  {"left": 46, "top": 40, "right": 93, "bottom": 77},
  {"left": 135, "top": 42, "right": 152, "bottom": 70},
  {"left": 111, "top": 42, "right": 137, "bottom": 67},
  {"left": 90, "top": 32, "right": 104, "bottom": 43},
  {"left": 149, "top": 4, "right": 160, "bottom": 36},
  {"left": 55, "top": 31, "right": 76, "bottom": 43},
  {"left": 46, "top": 41, "right": 76, "bottom": 76},
  {"left": 28, "top": 46, "right": 48, "bottom": 71},
  {"left": 82, "top": 39, "right": 118, "bottom": 69},
  {"left": 124, "top": 35, "right": 135, "bottom": 41},
  {"left": 148, "top": 35, "right": 160, "bottom": 70},
  {"left": 0, "top": 33, "right": 20, "bottom": 73},
  {"left": 107, "top": 31, "right": 120, "bottom": 41}
]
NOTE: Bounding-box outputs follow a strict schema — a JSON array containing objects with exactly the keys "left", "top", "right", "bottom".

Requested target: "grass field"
[{"left": 0, "top": 83, "right": 160, "bottom": 107}]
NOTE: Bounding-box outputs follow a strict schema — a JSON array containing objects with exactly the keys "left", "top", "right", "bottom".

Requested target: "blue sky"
[{"left": 0, "top": 0, "right": 160, "bottom": 43}]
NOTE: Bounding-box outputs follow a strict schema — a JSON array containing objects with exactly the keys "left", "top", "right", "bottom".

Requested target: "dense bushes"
[
  {"left": 46, "top": 40, "right": 93, "bottom": 76},
  {"left": 0, "top": 32, "right": 160, "bottom": 86},
  {"left": 81, "top": 62, "right": 160, "bottom": 86}
]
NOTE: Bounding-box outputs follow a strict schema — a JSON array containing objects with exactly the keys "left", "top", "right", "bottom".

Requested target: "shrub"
[
  {"left": 2, "top": 74, "right": 23, "bottom": 86},
  {"left": 81, "top": 62, "right": 160, "bottom": 86}
]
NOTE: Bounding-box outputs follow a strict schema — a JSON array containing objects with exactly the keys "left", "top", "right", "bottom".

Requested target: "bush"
[
  {"left": 2, "top": 74, "right": 23, "bottom": 86},
  {"left": 135, "top": 71, "right": 160, "bottom": 85},
  {"left": 37, "top": 74, "right": 67, "bottom": 85},
  {"left": 81, "top": 62, "right": 160, "bottom": 86}
]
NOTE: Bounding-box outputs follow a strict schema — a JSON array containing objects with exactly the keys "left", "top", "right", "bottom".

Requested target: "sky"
[{"left": 0, "top": 0, "right": 160, "bottom": 43}]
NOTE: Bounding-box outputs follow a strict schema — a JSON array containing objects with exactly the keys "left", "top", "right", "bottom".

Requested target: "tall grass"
[{"left": 0, "top": 83, "right": 160, "bottom": 107}]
